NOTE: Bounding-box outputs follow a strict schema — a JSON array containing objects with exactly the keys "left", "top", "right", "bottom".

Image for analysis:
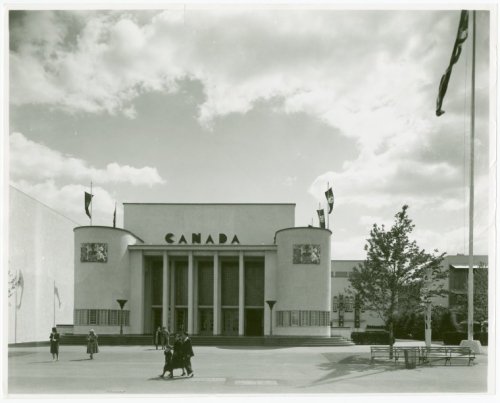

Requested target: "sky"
[{"left": 6, "top": 6, "right": 493, "bottom": 259}]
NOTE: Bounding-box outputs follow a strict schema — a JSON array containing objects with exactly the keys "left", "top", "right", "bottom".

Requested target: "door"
[
  {"left": 245, "top": 309, "right": 264, "bottom": 336},
  {"left": 152, "top": 308, "right": 162, "bottom": 334},
  {"left": 222, "top": 309, "right": 239, "bottom": 335}
]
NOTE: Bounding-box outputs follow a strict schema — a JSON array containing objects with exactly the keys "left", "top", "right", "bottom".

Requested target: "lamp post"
[
  {"left": 266, "top": 300, "right": 276, "bottom": 336},
  {"left": 116, "top": 299, "right": 127, "bottom": 335}
]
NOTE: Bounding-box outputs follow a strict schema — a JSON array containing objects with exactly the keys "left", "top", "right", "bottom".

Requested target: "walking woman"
[
  {"left": 172, "top": 333, "right": 186, "bottom": 376},
  {"left": 49, "top": 327, "right": 60, "bottom": 361},
  {"left": 86, "top": 329, "right": 99, "bottom": 360}
]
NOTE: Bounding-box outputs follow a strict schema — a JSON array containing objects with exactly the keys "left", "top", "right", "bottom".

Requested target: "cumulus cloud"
[
  {"left": 9, "top": 9, "right": 489, "bottom": 137},
  {"left": 9, "top": 132, "right": 165, "bottom": 187},
  {"left": 11, "top": 180, "right": 123, "bottom": 226}
]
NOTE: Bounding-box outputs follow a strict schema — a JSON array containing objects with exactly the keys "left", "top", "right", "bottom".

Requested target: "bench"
[
  {"left": 370, "top": 346, "right": 419, "bottom": 364},
  {"left": 421, "top": 346, "right": 475, "bottom": 366},
  {"left": 393, "top": 347, "right": 423, "bottom": 364},
  {"left": 370, "top": 346, "right": 394, "bottom": 363}
]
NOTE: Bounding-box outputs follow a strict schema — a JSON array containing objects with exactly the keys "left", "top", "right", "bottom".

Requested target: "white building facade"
[{"left": 73, "top": 203, "right": 332, "bottom": 336}]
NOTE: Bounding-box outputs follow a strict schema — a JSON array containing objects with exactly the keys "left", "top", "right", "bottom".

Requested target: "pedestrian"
[
  {"left": 159, "top": 345, "right": 174, "bottom": 378},
  {"left": 86, "top": 329, "right": 99, "bottom": 359},
  {"left": 172, "top": 333, "right": 186, "bottom": 376},
  {"left": 161, "top": 326, "right": 169, "bottom": 350},
  {"left": 182, "top": 331, "right": 194, "bottom": 378},
  {"left": 154, "top": 326, "right": 162, "bottom": 350},
  {"left": 49, "top": 327, "right": 60, "bottom": 361}
]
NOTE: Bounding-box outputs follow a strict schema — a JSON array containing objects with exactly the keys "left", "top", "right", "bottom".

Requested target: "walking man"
[{"left": 182, "top": 331, "right": 194, "bottom": 378}]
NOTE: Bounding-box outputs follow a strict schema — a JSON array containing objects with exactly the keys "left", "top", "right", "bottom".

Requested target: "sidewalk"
[{"left": 7, "top": 344, "right": 488, "bottom": 395}]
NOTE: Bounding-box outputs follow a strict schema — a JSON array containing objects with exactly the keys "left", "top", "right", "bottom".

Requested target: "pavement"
[{"left": 7, "top": 341, "right": 489, "bottom": 395}]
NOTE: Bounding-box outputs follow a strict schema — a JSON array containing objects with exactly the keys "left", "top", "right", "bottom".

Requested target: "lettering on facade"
[{"left": 164, "top": 233, "right": 240, "bottom": 245}]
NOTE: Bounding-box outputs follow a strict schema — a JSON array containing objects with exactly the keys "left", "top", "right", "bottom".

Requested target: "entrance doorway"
[
  {"left": 198, "top": 308, "right": 213, "bottom": 335},
  {"left": 151, "top": 307, "right": 162, "bottom": 334},
  {"left": 175, "top": 308, "right": 187, "bottom": 333},
  {"left": 245, "top": 309, "right": 264, "bottom": 336},
  {"left": 222, "top": 309, "right": 239, "bottom": 335}
]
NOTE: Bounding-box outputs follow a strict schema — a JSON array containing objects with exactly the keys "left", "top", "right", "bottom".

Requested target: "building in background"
[
  {"left": 8, "top": 186, "right": 77, "bottom": 344},
  {"left": 329, "top": 255, "right": 489, "bottom": 336}
]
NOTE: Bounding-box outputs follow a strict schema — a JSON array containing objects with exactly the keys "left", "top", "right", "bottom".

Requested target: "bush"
[
  {"left": 351, "top": 331, "right": 395, "bottom": 345},
  {"left": 442, "top": 331, "right": 488, "bottom": 346}
]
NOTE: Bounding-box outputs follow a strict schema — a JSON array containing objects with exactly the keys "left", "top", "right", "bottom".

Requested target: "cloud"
[
  {"left": 11, "top": 180, "right": 123, "bottom": 226},
  {"left": 9, "top": 132, "right": 165, "bottom": 187},
  {"left": 9, "top": 9, "right": 489, "bottom": 139}
]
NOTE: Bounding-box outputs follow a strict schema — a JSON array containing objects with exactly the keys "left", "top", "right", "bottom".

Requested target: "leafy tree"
[
  {"left": 453, "top": 262, "right": 488, "bottom": 325},
  {"left": 349, "top": 205, "right": 447, "bottom": 349}
]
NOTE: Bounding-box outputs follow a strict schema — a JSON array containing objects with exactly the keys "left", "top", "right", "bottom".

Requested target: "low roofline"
[
  {"left": 275, "top": 226, "right": 332, "bottom": 236},
  {"left": 73, "top": 226, "right": 144, "bottom": 243}
]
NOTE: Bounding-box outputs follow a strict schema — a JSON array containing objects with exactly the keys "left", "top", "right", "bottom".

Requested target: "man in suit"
[{"left": 181, "top": 332, "right": 194, "bottom": 378}]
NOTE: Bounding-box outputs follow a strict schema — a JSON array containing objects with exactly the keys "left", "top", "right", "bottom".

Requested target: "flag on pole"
[
  {"left": 113, "top": 203, "right": 116, "bottom": 228},
  {"left": 436, "top": 10, "right": 469, "bottom": 116},
  {"left": 325, "top": 187, "right": 334, "bottom": 214},
  {"left": 54, "top": 283, "right": 61, "bottom": 308},
  {"left": 16, "top": 270, "right": 24, "bottom": 309},
  {"left": 85, "top": 192, "right": 93, "bottom": 219},
  {"left": 317, "top": 209, "right": 326, "bottom": 229},
  {"left": 16, "top": 270, "right": 24, "bottom": 289}
]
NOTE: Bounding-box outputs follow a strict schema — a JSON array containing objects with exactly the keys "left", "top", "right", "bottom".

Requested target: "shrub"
[
  {"left": 442, "top": 331, "right": 488, "bottom": 346},
  {"left": 351, "top": 331, "right": 394, "bottom": 345}
]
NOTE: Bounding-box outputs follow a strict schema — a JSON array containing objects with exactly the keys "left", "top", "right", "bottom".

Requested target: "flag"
[
  {"left": 113, "top": 203, "right": 116, "bottom": 228},
  {"left": 16, "top": 270, "right": 24, "bottom": 309},
  {"left": 85, "top": 192, "right": 93, "bottom": 219},
  {"left": 317, "top": 209, "right": 326, "bottom": 229},
  {"left": 16, "top": 270, "right": 24, "bottom": 288},
  {"left": 325, "top": 187, "right": 334, "bottom": 214},
  {"left": 436, "top": 10, "right": 469, "bottom": 116},
  {"left": 54, "top": 283, "right": 61, "bottom": 308}
]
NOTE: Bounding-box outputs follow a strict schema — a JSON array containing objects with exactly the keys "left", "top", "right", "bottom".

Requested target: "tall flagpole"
[
  {"left": 467, "top": 10, "right": 476, "bottom": 342},
  {"left": 327, "top": 182, "right": 330, "bottom": 230},
  {"left": 53, "top": 280, "right": 56, "bottom": 327},
  {"left": 90, "top": 182, "right": 93, "bottom": 226},
  {"left": 14, "top": 271, "right": 18, "bottom": 344}
]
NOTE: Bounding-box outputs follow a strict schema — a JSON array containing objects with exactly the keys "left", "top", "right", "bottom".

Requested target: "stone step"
[{"left": 59, "top": 335, "right": 354, "bottom": 347}]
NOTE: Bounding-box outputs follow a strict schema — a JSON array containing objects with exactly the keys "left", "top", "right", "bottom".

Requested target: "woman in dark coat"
[
  {"left": 49, "top": 327, "right": 60, "bottom": 361},
  {"left": 86, "top": 329, "right": 99, "bottom": 359},
  {"left": 171, "top": 334, "right": 186, "bottom": 376}
]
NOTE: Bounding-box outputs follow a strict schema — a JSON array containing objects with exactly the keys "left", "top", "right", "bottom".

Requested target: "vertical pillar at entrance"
[
  {"left": 238, "top": 252, "right": 245, "bottom": 336},
  {"left": 162, "top": 251, "right": 169, "bottom": 329},
  {"left": 213, "top": 252, "right": 220, "bottom": 335},
  {"left": 188, "top": 252, "right": 194, "bottom": 334}
]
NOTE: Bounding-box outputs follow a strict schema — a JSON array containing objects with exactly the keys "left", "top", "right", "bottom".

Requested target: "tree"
[
  {"left": 454, "top": 262, "right": 488, "bottom": 326},
  {"left": 349, "top": 205, "right": 447, "bottom": 349}
]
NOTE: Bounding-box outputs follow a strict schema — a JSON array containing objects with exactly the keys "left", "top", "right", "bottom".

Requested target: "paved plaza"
[{"left": 7, "top": 342, "right": 489, "bottom": 395}]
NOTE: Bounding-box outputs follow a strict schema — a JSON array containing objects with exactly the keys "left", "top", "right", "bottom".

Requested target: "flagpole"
[
  {"left": 90, "top": 182, "right": 93, "bottom": 226},
  {"left": 53, "top": 280, "right": 56, "bottom": 327},
  {"left": 467, "top": 10, "right": 476, "bottom": 342},
  {"left": 327, "top": 183, "right": 330, "bottom": 230},
  {"left": 14, "top": 270, "right": 18, "bottom": 344}
]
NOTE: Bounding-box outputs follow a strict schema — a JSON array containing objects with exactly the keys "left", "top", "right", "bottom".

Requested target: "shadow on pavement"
[
  {"left": 302, "top": 353, "right": 400, "bottom": 388},
  {"left": 69, "top": 358, "right": 93, "bottom": 361},
  {"left": 148, "top": 376, "right": 189, "bottom": 382},
  {"left": 27, "top": 360, "right": 58, "bottom": 364},
  {"left": 9, "top": 352, "right": 35, "bottom": 358}
]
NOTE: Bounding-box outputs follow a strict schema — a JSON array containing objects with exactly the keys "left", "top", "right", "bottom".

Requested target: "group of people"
[
  {"left": 48, "top": 327, "right": 194, "bottom": 378},
  {"left": 49, "top": 328, "right": 101, "bottom": 360},
  {"left": 160, "top": 332, "right": 194, "bottom": 379},
  {"left": 154, "top": 326, "right": 170, "bottom": 350}
]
